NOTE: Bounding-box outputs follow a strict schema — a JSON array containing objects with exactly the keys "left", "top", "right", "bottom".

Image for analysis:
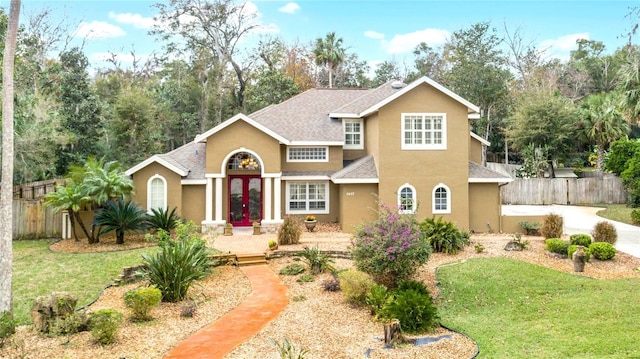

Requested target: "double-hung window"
[
  {"left": 286, "top": 181, "right": 329, "bottom": 214},
  {"left": 343, "top": 119, "right": 363, "bottom": 149},
  {"left": 398, "top": 183, "right": 416, "bottom": 214},
  {"left": 432, "top": 183, "right": 451, "bottom": 214},
  {"left": 401, "top": 113, "right": 446, "bottom": 150}
]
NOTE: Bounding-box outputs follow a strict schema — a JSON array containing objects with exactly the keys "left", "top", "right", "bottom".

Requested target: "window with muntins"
[
  {"left": 402, "top": 113, "right": 446, "bottom": 150},
  {"left": 148, "top": 175, "right": 167, "bottom": 211},
  {"left": 287, "top": 147, "right": 328, "bottom": 162},
  {"left": 433, "top": 184, "right": 451, "bottom": 214},
  {"left": 398, "top": 184, "right": 416, "bottom": 214},
  {"left": 344, "top": 119, "right": 363, "bottom": 149},
  {"left": 286, "top": 181, "right": 329, "bottom": 213}
]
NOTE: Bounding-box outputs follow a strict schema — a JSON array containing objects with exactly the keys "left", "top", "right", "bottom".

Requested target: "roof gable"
[{"left": 194, "top": 113, "right": 290, "bottom": 144}]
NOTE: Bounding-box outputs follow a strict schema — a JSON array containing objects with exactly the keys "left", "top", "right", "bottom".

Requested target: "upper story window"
[
  {"left": 401, "top": 113, "right": 447, "bottom": 150},
  {"left": 432, "top": 183, "right": 451, "bottom": 214},
  {"left": 344, "top": 119, "right": 364, "bottom": 149},
  {"left": 147, "top": 174, "right": 167, "bottom": 211},
  {"left": 287, "top": 146, "right": 328, "bottom": 162},
  {"left": 398, "top": 183, "right": 416, "bottom": 214}
]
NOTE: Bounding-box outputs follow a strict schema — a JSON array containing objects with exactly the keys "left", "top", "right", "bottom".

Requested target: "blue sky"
[{"left": 17, "top": 0, "right": 640, "bottom": 73}]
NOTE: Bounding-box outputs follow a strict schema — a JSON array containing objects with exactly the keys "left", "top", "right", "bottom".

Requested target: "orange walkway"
[{"left": 164, "top": 265, "right": 289, "bottom": 359}]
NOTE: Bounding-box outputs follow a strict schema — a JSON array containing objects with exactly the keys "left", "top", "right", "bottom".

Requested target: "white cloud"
[
  {"left": 74, "top": 21, "right": 125, "bottom": 40},
  {"left": 108, "top": 12, "right": 155, "bottom": 29},
  {"left": 538, "top": 33, "right": 589, "bottom": 62},
  {"left": 279, "top": 2, "right": 300, "bottom": 14},
  {"left": 364, "top": 30, "right": 384, "bottom": 40},
  {"left": 383, "top": 28, "right": 450, "bottom": 54}
]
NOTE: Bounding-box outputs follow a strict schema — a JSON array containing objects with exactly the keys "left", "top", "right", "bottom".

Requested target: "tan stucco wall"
[
  {"left": 130, "top": 162, "right": 183, "bottom": 215},
  {"left": 182, "top": 185, "right": 205, "bottom": 224},
  {"left": 280, "top": 145, "right": 344, "bottom": 172},
  {"left": 205, "top": 120, "right": 281, "bottom": 174},
  {"left": 469, "top": 183, "right": 501, "bottom": 233},
  {"left": 338, "top": 184, "right": 379, "bottom": 233},
  {"left": 365, "top": 113, "right": 380, "bottom": 167},
  {"left": 469, "top": 136, "right": 483, "bottom": 164},
  {"left": 501, "top": 215, "right": 546, "bottom": 234},
  {"left": 375, "top": 83, "right": 470, "bottom": 229}
]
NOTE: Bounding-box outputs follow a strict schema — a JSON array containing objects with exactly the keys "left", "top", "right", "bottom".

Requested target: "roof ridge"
[{"left": 330, "top": 80, "right": 396, "bottom": 114}]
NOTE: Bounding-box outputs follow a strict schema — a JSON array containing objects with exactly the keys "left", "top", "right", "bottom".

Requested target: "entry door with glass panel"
[{"left": 229, "top": 175, "right": 262, "bottom": 227}]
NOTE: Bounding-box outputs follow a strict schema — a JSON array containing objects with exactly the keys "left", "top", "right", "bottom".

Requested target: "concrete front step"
[{"left": 236, "top": 253, "right": 267, "bottom": 266}]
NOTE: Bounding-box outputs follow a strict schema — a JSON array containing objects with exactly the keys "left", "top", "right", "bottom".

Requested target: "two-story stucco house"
[{"left": 125, "top": 76, "right": 512, "bottom": 234}]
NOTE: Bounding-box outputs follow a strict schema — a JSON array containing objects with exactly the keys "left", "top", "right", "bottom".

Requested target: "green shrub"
[
  {"left": 567, "top": 245, "right": 591, "bottom": 262},
  {"left": 569, "top": 234, "right": 592, "bottom": 247},
  {"left": 519, "top": 221, "right": 541, "bottom": 235},
  {"left": 147, "top": 207, "right": 181, "bottom": 232},
  {"left": 0, "top": 311, "right": 15, "bottom": 347},
  {"left": 545, "top": 238, "right": 569, "bottom": 255},
  {"left": 140, "top": 222, "right": 211, "bottom": 302},
  {"left": 298, "top": 245, "right": 335, "bottom": 274},
  {"left": 296, "top": 274, "right": 315, "bottom": 283},
  {"left": 93, "top": 198, "right": 149, "bottom": 244},
  {"left": 351, "top": 202, "right": 431, "bottom": 288},
  {"left": 124, "top": 287, "right": 162, "bottom": 321},
  {"left": 396, "top": 279, "right": 430, "bottom": 295},
  {"left": 271, "top": 338, "right": 308, "bottom": 359},
  {"left": 421, "top": 216, "right": 469, "bottom": 254},
  {"left": 89, "top": 309, "right": 123, "bottom": 345},
  {"left": 365, "top": 284, "right": 390, "bottom": 318},
  {"left": 279, "top": 263, "right": 305, "bottom": 275},
  {"left": 592, "top": 221, "right": 618, "bottom": 244},
  {"left": 382, "top": 288, "right": 439, "bottom": 334},
  {"left": 337, "top": 270, "right": 375, "bottom": 305},
  {"left": 632, "top": 209, "right": 640, "bottom": 224},
  {"left": 589, "top": 242, "right": 616, "bottom": 260},
  {"left": 541, "top": 214, "right": 563, "bottom": 239},
  {"left": 278, "top": 216, "right": 302, "bottom": 245},
  {"left": 50, "top": 311, "right": 89, "bottom": 336}
]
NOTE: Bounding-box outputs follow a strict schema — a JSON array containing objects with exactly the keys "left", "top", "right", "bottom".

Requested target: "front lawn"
[
  {"left": 12, "top": 240, "right": 157, "bottom": 325},
  {"left": 437, "top": 257, "right": 640, "bottom": 358},
  {"left": 594, "top": 203, "right": 637, "bottom": 225}
]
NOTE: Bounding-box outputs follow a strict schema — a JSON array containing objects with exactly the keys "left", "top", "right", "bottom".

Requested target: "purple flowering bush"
[{"left": 351, "top": 203, "right": 431, "bottom": 288}]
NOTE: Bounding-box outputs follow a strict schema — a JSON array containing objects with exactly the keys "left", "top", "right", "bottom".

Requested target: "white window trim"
[
  {"left": 343, "top": 119, "right": 364, "bottom": 150},
  {"left": 432, "top": 183, "right": 451, "bottom": 214},
  {"left": 147, "top": 174, "right": 167, "bottom": 212},
  {"left": 401, "top": 112, "right": 447, "bottom": 150},
  {"left": 286, "top": 146, "right": 329, "bottom": 162},
  {"left": 285, "top": 181, "right": 330, "bottom": 214},
  {"left": 397, "top": 183, "right": 416, "bottom": 214}
]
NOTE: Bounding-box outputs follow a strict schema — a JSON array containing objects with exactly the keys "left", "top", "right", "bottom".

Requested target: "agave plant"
[
  {"left": 93, "top": 198, "right": 148, "bottom": 244},
  {"left": 147, "top": 207, "right": 181, "bottom": 232}
]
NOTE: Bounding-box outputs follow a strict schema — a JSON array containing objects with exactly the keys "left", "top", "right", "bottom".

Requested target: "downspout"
[{"left": 498, "top": 181, "right": 510, "bottom": 233}]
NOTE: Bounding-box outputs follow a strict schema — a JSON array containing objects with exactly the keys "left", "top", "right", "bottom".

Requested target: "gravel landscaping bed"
[{"left": 3, "top": 231, "right": 639, "bottom": 358}]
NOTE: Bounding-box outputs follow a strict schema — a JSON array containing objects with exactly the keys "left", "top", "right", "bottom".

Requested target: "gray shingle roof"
[
  {"left": 250, "top": 88, "right": 370, "bottom": 142},
  {"left": 331, "top": 156, "right": 378, "bottom": 182},
  {"left": 469, "top": 161, "right": 512, "bottom": 182},
  {"left": 158, "top": 141, "right": 206, "bottom": 180},
  {"left": 331, "top": 80, "right": 404, "bottom": 115}
]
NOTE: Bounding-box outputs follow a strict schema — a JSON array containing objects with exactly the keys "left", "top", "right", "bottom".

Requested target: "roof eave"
[
  {"left": 331, "top": 178, "right": 379, "bottom": 184},
  {"left": 194, "top": 113, "right": 290, "bottom": 145},
  {"left": 125, "top": 156, "right": 189, "bottom": 177},
  {"left": 468, "top": 178, "right": 514, "bottom": 183}
]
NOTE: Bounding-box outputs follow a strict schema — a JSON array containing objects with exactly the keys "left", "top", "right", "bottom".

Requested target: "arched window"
[
  {"left": 147, "top": 174, "right": 167, "bottom": 211},
  {"left": 398, "top": 183, "right": 416, "bottom": 214},
  {"left": 432, "top": 183, "right": 451, "bottom": 214}
]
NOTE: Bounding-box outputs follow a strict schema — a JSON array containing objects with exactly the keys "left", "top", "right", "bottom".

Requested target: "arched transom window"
[{"left": 228, "top": 152, "right": 260, "bottom": 170}]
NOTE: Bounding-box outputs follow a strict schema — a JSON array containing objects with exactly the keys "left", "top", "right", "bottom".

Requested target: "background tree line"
[{"left": 1, "top": 0, "right": 640, "bottom": 185}]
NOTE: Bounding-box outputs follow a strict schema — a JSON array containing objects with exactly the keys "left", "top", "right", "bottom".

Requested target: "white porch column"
[
  {"left": 274, "top": 176, "right": 282, "bottom": 221},
  {"left": 264, "top": 177, "right": 272, "bottom": 221},
  {"left": 215, "top": 177, "right": 223, "bottom": 221},
  {"left": 205, "top": 177, "right": 213, "bottom": 222}
]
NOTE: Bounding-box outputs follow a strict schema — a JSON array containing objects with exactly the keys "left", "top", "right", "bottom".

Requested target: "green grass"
[
  {"left": 437, "top": 257, "right": 640, "bottom": 358},
  {"left": 594, "top": 203, "right": 638, "bottom": 226},
  {"left": 12, "top": 240, "right": 158, "bottom": 325}
]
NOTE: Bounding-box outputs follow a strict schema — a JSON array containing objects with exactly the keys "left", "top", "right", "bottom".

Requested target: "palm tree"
[
  {"left": 579, "top": 93, "right": 629, "bottom": 173},
  {"left": 618, "top": 49, "right": 640, "bottom": 122},
  {"left": 313, "top": 32, "right": 346, "bottom": 88},
  {"left": 44, "top": 181, "right": 93, "bottom": 242},
  {"left": 93, "top": 198, "right": 148, "bottom": 245},
  {"left": 73, "top": 157, "right": 133, "bottom": 206}
]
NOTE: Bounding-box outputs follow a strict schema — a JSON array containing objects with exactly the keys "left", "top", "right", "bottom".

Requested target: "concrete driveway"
[{"left": 503, "top": 205, "right": 640, "bottom": 258}]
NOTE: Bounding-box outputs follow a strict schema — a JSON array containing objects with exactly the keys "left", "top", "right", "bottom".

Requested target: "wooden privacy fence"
[
  {"left": 501, "top": 177, "right": 627, "bottom": 205},
  {"left": 13, "top": 199, "right": 62, "bottom": 239}
]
